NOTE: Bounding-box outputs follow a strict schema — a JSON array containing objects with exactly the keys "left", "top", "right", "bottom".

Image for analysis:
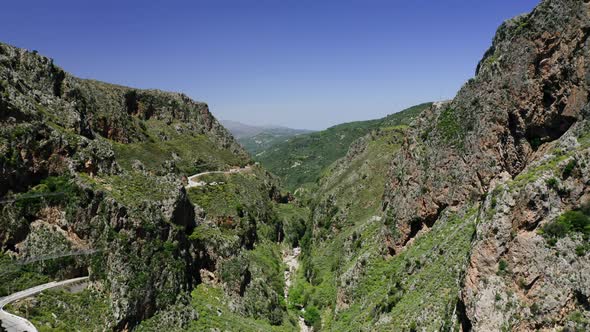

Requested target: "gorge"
[{"left": 1, "top": 0, "right": 590, "bottom": 331}]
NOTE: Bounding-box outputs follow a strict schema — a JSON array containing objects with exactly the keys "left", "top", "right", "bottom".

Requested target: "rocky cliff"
[
  {"left": 288, "top": 0, "right": 590, "bottom": 331},
  {"left": 0, "top": 41, "right": 291, "bottom": 331},
  {"left": 3, "top": 0, "right": 590, "bottom": 330},
  {"left": 379, "top": 0, "right": 590, "bottom": 330}
]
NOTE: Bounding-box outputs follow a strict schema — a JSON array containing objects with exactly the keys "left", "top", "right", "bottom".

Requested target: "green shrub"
[
  {"left": 485, "top": 54, "right": 499, "bottom": 67},
  {"left": 545, "top": 177, "right": 558, "bottom": 189},
  {"left": 497, "top": 259, "right": 508, "bottom": 275},
  {"left": 495, "top": 293, "right": 502, "bottom": 302},
  {"left": 437, "top": 107, "right": 464, "bottom": 143},
  {"left": 575, "top": 245, "right": 588, "bottom": 257},
  {"left": 303, "top": 305, "right": 321, "bottom": 329},
  {"left": 289, "top": 282, "right": 305, "bottom": 308},
  {"left": 541, "top": 218, "right": 572, "bottom": 239},
  {"left": 569, "top": 212, "right": 590, "bottom": 234},
  {"left": 490, "top": 196, "right": 498, "bottom": 209},
  {"left": 562, "top": 159, "right": 577, "bottom": 179},
  {"left": 567, "top": 311, "right": 586, "bottom": 324},
  {"left": 530, "top": 302, "right": 540, "bottom": 315},
  {"left": 372, "top": 282, "right": 403, "bottom": 318},
  {"left": 530, "top": 137, "right": 542, "bottom": 150},
  {"left": 515, "top": 16, "right": 530, "bottom": 32},
  {"left": 543, "top": 210, "right": 590, "bottom": 238},
  {"left": 540, "top": 208, "right": 590, "bottom": 254}
]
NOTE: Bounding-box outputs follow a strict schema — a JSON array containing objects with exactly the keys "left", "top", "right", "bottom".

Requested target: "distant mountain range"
[{"left": 221, "top": 120, "right": 314, "bottom": 155}]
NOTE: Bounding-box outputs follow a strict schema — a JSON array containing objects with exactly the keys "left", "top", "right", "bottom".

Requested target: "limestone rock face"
[
  {"left": 378, "top": 0, "right": 590, "bottom": 329},
  {"left": 0, "top": 41, "right": 247, "bottom": 196},
  {"left": 3, "top": 0, "right": 590, "bottom": 330},
  {"left": 0, "top": 41, "right": 254, "bottom": 329},
  {"left": 463, "top": 127, "right": 590, "bottom": 331},
  {"left": 383, "top": 0, "right": 590, "bottom": 251}
]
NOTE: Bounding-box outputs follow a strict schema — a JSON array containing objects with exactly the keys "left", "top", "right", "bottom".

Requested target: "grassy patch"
[
  {"left": 0, "top": 254, "right": 50, "bottom": 297},
  {"left": 539, "top": 206, "right": 590, "bottom": 247},
  {"left": 13, "top": 175, "right": 82, "bottom": 213},
  {"left": 436, "top": 107, "right": 466, "bottom": 145},
  {"left": 327, "top": 208, "right": 477, "bottom": 331},
  {"left": 188, "top": 284, "right": 297, "bottom": 331},
  {"left": 186, "top": 167, "right": 276, "bottom": 225},
  {"left": 113, "top": 119, "right": 246, "bottom": 174},
  {"left": 97, "top": 171, "right": 175, "bottom": 206},
  {"left": 484, "top": 54, "right": 499, "bottom": 67}
]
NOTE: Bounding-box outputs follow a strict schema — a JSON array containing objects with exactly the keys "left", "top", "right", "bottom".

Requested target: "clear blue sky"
[{"left": 1, "top": 0, "right": 539, "bottom": 130}]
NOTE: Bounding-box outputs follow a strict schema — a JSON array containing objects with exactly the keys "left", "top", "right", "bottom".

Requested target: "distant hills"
[
  {"left": 4, "top": 0, "right": 590, "bottom": 330},
  {"left": 221, "top": 120, "right": 314, "bottom": 155},
  {"left": 252, "top": 103, "right": 433, "bottom": 190}
]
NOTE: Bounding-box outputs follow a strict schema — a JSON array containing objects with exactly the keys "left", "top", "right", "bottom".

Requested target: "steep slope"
[
  {"left": 286, "top": 106, "right": 439, "bottom": 330},
  {"left": 4, "top": 0, "right": 590, "bottom": 330},
  {"left": 256, "top": 103, "right": 431, "bottom": 191},
  {"left": 291, "top": 0, "right": 590, "bottom": 330},
  {"left": 0, "top": 42, "right": 295, "bottom": 331},
  {"left": 380, "top": 1, "right": 590, "bottom": 329}
]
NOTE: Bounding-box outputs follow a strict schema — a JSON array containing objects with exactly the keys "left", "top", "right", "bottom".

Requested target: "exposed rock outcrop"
[
  {"left": 0, "top": 41, "right": 247, "bottom": 197},
  {"left": 379, "top": 0, "right": 590, "bottom": 329},
  {"left": 383, "top": 0, "right": 590, "bottom": 251},
  {"left": 0, "top": 41, "right": 264, "bottom": 330}
]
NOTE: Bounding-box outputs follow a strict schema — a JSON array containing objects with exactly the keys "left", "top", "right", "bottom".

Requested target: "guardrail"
[{"left": 0, "top": 192, "right": 65, "bottom": 204}]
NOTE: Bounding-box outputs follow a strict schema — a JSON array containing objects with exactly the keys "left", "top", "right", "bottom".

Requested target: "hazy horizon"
[{"left": 1, "top": 0, "right": 538, "bottom": 130}]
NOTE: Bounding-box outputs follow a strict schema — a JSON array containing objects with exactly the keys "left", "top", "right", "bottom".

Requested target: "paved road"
[
  {"left": 0, "top": 277, "right": 89, "bottom": 332},
  {"left": 185, "top": 166, "right": 251, "bottom": 188}
]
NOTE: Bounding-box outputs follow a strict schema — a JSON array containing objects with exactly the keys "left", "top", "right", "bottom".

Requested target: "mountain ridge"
[
  {"left": 221, "top": 119, "right": 313, "bottom": 139},
  {"left": 0, "top": 40, "right": 296, "bottom": 331},
  {"left": 254, "top": 102, "right": 432, "bottom": 190},
  {"left": 2, "top": 0, "right": 590, "bottom": 331}
]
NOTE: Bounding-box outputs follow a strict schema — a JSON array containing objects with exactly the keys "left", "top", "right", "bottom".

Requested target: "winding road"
[
  {"left": 185, "top": 166, "right": 252, "bottom": 188},
  {"left": 0, "top": 277, "right": 89, "bottom": 332}
]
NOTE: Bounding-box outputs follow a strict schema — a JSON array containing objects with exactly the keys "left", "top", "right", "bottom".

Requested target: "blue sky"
[{"left": 1, "top": 0, "right": 539, "bottom": 130}]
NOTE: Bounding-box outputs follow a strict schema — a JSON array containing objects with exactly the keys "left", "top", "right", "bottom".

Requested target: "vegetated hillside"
[
  {"left": 0, "top": 41, "right": 301, "bottom": 331},
  {"left": 255, "top": 102, "right": 432, "bottom": 191},
  {"left": 239, "top": 128, "right": 315, "bottom": 156},
  {"left": 3, "top": 0, "right": 590, "bottom": 330},
  {"left": 289, "top": 0, "right": 590, "bottom": 330},
  {"left": 221, "top": 120, "right": 313, "bottom": 155},
  {"left": 287, "top": 123, "right": 413, "bottom": 331}
]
